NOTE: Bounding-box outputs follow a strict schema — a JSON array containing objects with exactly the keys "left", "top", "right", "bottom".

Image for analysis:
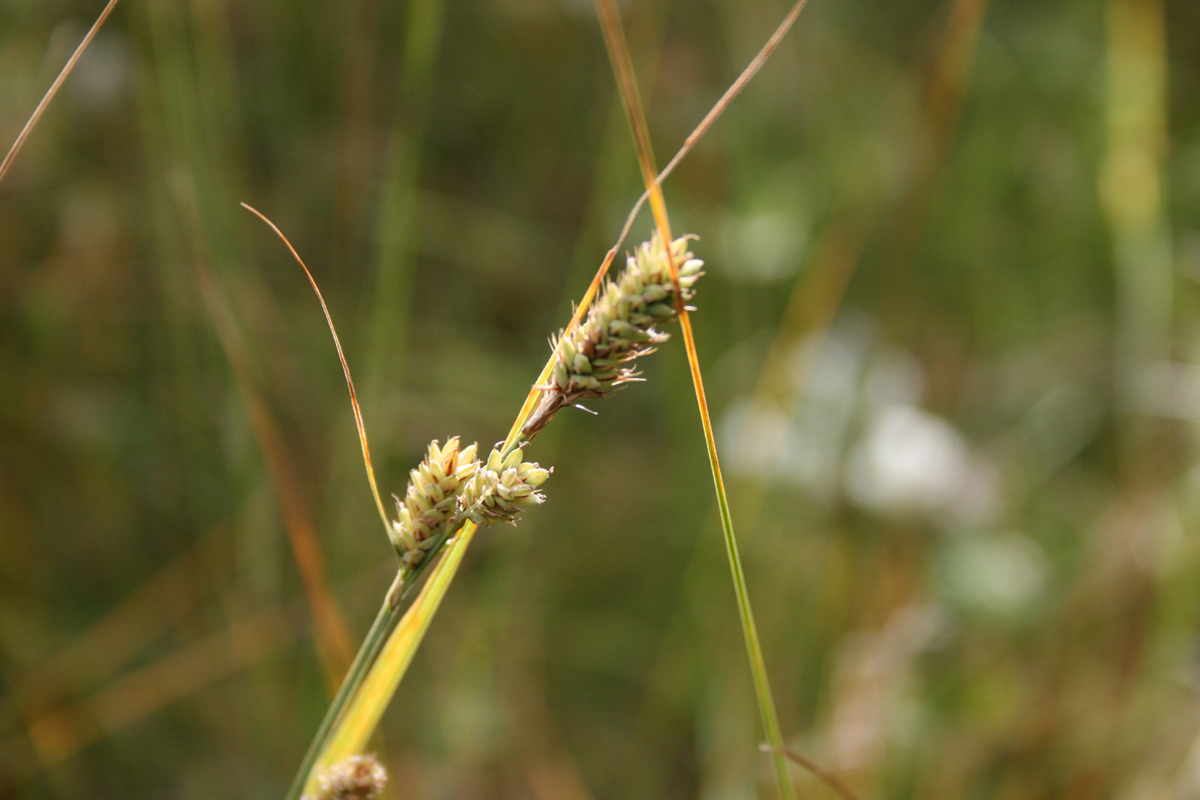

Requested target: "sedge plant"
[
  {"left": 236, "top": 2, "right": 824, "bottom": 798},
  {"left": 2, "top": 0, "right": 822, "bottom": 795},
  {"left": 250, "top": 210, "right": 706, "bottom": 800}
]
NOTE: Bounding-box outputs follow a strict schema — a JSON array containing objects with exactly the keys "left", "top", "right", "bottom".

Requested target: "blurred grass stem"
[
  {"left": 762, "top": 745, "right": 861, "bottom": 800},
  {"left": 1101, "top": 0, "right": 1172, "bottom": 469},
  {"left": 0, "top": 0, "right": 120, "bottom": 183}
]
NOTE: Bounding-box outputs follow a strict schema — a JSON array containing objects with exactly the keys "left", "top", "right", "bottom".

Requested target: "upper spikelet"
[{"left": 523, "top": 233, "right": 703, "bottom": 438}]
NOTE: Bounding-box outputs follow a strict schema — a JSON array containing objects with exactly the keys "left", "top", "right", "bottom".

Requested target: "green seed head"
[{"left": 522, "top": 233, "right": 702, "bottom": 440}]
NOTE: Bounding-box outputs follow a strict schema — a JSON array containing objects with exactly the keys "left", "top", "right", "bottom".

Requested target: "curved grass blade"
[
  {"left": 240, "top": 202, "right": 392, "bottom": 537},
  {"left": 185, "top": 194, "right": 353, "bottom": 680}
]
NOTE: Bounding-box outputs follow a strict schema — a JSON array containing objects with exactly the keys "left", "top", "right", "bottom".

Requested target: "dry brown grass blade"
[
  {"left": 240, "top": 202, "right": 392, "bottom": 536},
  {"left": 0, "top": 0, "right": 121, "bottom": 184},
  {"left": 658, "top": 0, "right": 810, "bottom": 185},
  {"left": 196, "top": 263, "right": 355, "bottom": 680},
  {"left": 11, "top": 605, "right": 301, "bottom": 780},
  {"left": 874, "top": 0, "right": 992, "bottom": 329},
  {"left": 603, "top": 0, "right": 810, "bottom": 264},
  {"left": 171, "top": 187, "right": 353, "bottom": 681}
]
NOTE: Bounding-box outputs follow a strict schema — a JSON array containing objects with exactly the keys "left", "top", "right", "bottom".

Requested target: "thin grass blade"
[
  {"left": 593, "top": 1, "right": 801, "bottom": 796},
  {"left": 240, "top": 202, "right": 392, "bottom": 537}
]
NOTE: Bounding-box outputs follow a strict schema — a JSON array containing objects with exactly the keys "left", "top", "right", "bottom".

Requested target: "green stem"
[
  {"left": 713, "top": 461, "right": 794, "bottom": 799},
  {"left": 287, "top": 435, "right": 532, "bottom": 796},
  {"left": 685, "top": 313, "right": 795, "bottom": 800},
  {"left": 284, "top": 571, "right": 403, "bottom": 800}
]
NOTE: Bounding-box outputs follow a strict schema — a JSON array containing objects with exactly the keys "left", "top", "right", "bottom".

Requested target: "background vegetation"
[{"left": 3, "top": 0, "right": 1200, "bottom": 797}]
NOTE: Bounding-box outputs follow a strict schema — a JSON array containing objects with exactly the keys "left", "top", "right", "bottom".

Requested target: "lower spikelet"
[
  {"left": 389, "top": 437, "right": 478, "bottom": 571},
  {"left": 522, "top": 233, "right": 703, "bottom": 439},
  {"left": 389, "top": 438, "right": 550, "bottom": 578},
  {"left": 303, "top": 754, "right": 387, "bottom": 800}
]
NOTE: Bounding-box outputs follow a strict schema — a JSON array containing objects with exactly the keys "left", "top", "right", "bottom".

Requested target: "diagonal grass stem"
[{"left": 594, "top": 0, "right": 804, "bottom": 796}]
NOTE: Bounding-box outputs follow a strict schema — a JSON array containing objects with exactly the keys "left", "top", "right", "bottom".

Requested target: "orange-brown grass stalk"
[{"left": 594, "top": 0, "right": 811, "bottom": 797}]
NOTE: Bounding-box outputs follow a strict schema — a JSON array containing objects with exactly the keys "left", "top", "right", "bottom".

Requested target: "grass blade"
[
  {"left": 307, "top": 522, "right": 479, "bottom": 783},
  {"left": 240, "top": 202, "right": 392, "bottom": 537},
  {"left": 284, "top": 574, "right": 403, "bottom": 800},
  {"left": 593, "top": 1, "right": 805, "bottom": 796},
  {"left": 181, "top": 194, "right": 354, "bottom": 681}
]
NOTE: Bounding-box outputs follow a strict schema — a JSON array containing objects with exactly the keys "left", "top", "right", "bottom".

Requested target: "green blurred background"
[{"left": 3, "top": 0, "right": 1200, "bottom": 797}]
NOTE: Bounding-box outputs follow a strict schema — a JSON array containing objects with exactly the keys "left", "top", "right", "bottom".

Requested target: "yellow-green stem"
[
  {"left": 284, "top": 572, "right": 402, "bottom": 800},
  {"left": 594, "top": 1, "right": 795, "bottom": 796},
  {"left": 309, "top": 523, "right": 479, "bottom": 778}
]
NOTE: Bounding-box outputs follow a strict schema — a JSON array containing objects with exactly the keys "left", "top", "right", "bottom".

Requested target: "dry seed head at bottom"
[{"left": 302, "top": 754, "right": 387, "bottom": 800}]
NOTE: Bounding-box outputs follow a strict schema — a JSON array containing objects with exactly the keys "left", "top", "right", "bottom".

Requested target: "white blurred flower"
[
  {"left": 846, "top": 404, "right": 971, "bottom": 515},
  {"left": 723, "top": 311, "right": 999, "bottom": 525},
  {"left": 722, "top": 313, "right": 874, "bottom": 498},
  {"left": 719, "top": 209, "right": 809, "bottom": 282}
]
